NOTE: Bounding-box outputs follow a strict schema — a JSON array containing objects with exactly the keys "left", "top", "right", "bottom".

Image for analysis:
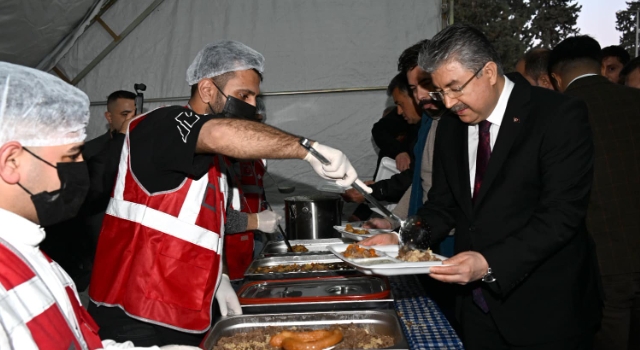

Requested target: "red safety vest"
[
  {"left": 89, "top": 111, "right": 228, "bottom": 333},
  {"left": 223, "top": 160, "right": 266, "bottom": 280},
  {"left": 0, "top": 239, "right": 103, "bottom": 350}
]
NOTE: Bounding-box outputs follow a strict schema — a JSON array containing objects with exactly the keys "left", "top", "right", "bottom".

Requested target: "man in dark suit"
[
  {"left": 41, "top": 90, "right": 135, "bottom": 290},
  {"left": 550, "top": 35, "right": 640, "bottom": 350},
  {"left": 363, "top": 24, "right": 602, "bottom": 349}
]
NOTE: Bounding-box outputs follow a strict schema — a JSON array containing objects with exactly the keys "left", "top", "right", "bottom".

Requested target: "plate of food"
[
  {"left": 327, "top": 243, "right": 449, "bottom": 276},
  {"left": 333, "top": 224, "right": 393, "bottom": 241}
]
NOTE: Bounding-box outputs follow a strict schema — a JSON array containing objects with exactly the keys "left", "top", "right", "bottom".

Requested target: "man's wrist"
[{"left": 481, "top": 267, "right": 496, "bottom": 283}]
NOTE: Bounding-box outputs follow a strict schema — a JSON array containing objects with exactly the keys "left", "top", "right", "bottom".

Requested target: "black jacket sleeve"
[
  {"left": 369, "top": 167, "right": 413, "bottom": 202},
  {"left": 371, "top": 110, "right": 411, "bottom": 159}
]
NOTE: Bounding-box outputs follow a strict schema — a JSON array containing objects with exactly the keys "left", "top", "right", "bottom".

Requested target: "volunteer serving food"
[{"left": 87, "top": 40, "right": 370, "bottom": 346}]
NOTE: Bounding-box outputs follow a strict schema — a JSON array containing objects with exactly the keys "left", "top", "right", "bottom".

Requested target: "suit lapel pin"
[{"left": 513, "top": 117, "right": 520, "bottom": 123}]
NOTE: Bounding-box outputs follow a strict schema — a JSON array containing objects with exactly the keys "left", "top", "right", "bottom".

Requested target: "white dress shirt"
[{"left": 468, "top": 77, "right": 515, "bottom": 195}]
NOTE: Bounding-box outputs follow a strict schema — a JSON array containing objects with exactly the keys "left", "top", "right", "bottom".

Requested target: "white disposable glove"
[
  {"left": 215, "top": 273, "right": 242, "bottom": 316},
  {"left": 256, "top": 210, "right": 281, "bottom": 233},
  {"left": 304, "top": 142, "right": 372, "bottom": 192}
]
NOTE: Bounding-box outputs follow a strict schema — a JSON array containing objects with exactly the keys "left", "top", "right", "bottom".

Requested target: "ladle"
[{"left": 264, "top": 200, "right": 294, "bottom": 252}]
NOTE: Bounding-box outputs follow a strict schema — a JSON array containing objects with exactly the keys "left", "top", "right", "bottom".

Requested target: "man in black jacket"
[
  {"left": 344, "top": 40, "right": 442, "bottom": 207},
  {"left": 550, "top": 35, "right": 640, "bottom": 350},
  {"left": 41, "top": 90, "right": 135, "bottom": 290},
  {"left": 365, "top": 24, "right": 602, "bottom": 349}
]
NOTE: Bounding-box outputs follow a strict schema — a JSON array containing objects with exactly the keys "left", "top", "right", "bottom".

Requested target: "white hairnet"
[
  {"left": 0, "top": 62, "right": 89, "bottom": 147},
  {"left": 186, "top": 40, "right": 265, "bottom": 85}
]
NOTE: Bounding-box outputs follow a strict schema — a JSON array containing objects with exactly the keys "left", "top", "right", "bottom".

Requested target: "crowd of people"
[
  {"left": 344, "top": 26, "right": 639, "bottom": 350},
  {"left": 0, "top": 22, "right": 638, "bottom": 350}
]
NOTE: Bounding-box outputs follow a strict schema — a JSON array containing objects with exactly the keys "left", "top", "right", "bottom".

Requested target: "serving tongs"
[
  {"left": 300, "top": 139, "right": 405, "bottom": 227},
  {"left": 300, "top": 140, "right": 431, "bottom": 252}
]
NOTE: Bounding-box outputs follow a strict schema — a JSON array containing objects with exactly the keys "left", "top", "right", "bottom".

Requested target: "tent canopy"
[{"left": 0, "top": 0, "right": 442, "bottom": 215}]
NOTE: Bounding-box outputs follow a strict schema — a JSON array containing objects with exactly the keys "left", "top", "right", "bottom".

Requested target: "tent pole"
[
  {"left": 90, "top": 86, "right": 387, "bottom": 106},
  {"left": 71, "top": 0, "right": 166, "bottom": 85}
]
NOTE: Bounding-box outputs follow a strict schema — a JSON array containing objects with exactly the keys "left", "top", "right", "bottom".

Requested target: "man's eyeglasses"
[{"left": 428, "top": 64, "right": 486, "bottom": 102}]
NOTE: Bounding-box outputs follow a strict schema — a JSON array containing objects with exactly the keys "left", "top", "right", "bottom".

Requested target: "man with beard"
[
  {"left": 346, "top": 73, "right": 421, "bottom": 222},
  {"left": 88, "top": 40, "right": 367, "bottom": 346},
  {"left": 363, "top": 24, "right": 601, "bottom": 349},
  {"left": 343, "top": 40, "right": 446, "bottom": 224}
]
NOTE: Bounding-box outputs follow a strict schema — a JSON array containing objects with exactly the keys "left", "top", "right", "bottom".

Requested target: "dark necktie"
[
  {"left": 472, "top": 120, "right": 492, "bottom": 203},
  {"left": 472, "top": 120, "right": 491, "bottom": 313}
]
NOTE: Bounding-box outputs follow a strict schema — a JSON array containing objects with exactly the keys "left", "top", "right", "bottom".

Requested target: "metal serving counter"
[{"left": 210, "top": 239, "right": 464, "bottom": 349}]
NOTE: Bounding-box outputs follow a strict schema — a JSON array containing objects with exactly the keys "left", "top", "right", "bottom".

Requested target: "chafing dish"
[
  {"left": 238, "top": 276, "right": 393, "bottom": 313},
  {"left": 244, "top": 254, "right": 360, "bottom": 280},
  {"left": 201, "top": 309, "right": 409, "bottom": 350},
  {"left": 260, "top": 238, "right": 353, "bottom": 257}
]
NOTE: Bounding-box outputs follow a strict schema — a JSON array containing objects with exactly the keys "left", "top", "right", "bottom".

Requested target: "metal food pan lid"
[{"left": 237, "top": 275, "right": 390, "bottom": 304}]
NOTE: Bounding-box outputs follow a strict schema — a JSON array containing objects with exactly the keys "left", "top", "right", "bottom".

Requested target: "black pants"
[
  {"left": 88, "top": 301, "right": 220, "bottom": 346},
  {"left": 594, "top": 272, "right": 640, "bottom": 350},
  {"left": 460, "top": 295, "right": 595, "bottom": 350}
]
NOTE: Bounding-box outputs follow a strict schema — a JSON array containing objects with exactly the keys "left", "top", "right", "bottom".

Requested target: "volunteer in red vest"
[
  {"left": 88, "top": 40, "right": 368, "bottom": 346},
  {"left": 0, "top": 62, "right": 198, "bottom": 350}
]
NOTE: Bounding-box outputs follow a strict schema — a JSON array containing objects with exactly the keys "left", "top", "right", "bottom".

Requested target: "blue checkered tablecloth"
[{"left": 390, "top": 275, "right": 464, "bottom": 350}]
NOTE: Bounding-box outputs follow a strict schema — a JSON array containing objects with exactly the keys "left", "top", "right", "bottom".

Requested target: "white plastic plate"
[
  {"left": 327, "top": 244, "right": 449, "bottom": 276},
  {"left": 333, "top": 225, "right": 393, "bottom": 241}
]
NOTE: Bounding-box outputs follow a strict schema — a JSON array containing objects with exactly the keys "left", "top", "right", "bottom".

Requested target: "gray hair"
[{"left": 418, "top": 24, "right": 504, "bottom": 76}]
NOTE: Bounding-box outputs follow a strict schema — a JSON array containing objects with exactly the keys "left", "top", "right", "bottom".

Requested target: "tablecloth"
[{"left": 390, "top": 275, "right": 464, "bottom": 350}]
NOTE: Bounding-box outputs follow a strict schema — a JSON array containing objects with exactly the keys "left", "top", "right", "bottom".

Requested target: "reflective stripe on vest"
[
  {"left": 0, "top": 241, "right": 96, "bottom": 350},
  {"left": 90, "top": 110, "right": 226, "bottom": 332},
  {"left": 109, "top": 118, "right": 221, "bottom": 252}
]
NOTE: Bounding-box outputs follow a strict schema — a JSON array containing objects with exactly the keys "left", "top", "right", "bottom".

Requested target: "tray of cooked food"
[
  {"left": 259, "top": 238, "right": 354, "bottom": 257},
  {"left": 327, "top": 243, "right": 449, "bottom": 276},
  {"left": 334, "top": 224, "right": 394, "bottom": 241},
  {"left": 237, "top": 276, "right": 394, "bottom": 314},
  {"left": 244, "top": 254, "right": 361, "bottom": 280},
  {"left": 201, "top": 309, "right": 409, "bottom": 350}
]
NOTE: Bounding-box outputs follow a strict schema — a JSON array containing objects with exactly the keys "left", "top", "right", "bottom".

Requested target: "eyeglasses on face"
[{"left": 428, "top": 64, "right": 486, "bottom": 102}]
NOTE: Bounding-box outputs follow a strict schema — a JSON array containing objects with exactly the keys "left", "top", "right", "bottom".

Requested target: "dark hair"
[
  {"left": 620, "top": 56, "right": 640, "bottom": 82},
  {"left": 548, "top": 35, "right": 602, "bottom": 74},
  {"left": 107, "top": 90, "right": 136, "bottom": 105},
  {"left": 189, "top": 70, "right": 245, "bottom": 98},
  {"left": 398, "top": 39, "right": 430, "bottom": 73},
  {"left": 419, "top": 24, "right": 503, "bottom": 75},
  {"left": 387, "top": 72, "right": 410, "bottom": 96},
  {"left": 523, "top": 48, "right": 551, "bottom": 81},
  {"left": 601, "top": 45, "right": 631, "bottom": 65}
]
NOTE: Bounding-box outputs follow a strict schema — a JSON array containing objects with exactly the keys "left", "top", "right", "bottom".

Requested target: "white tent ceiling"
[
  {"left": 0, "top": 0, "right": 443, "bottom": 217},
  {"left": 0, "top": 0, "right": 102, "bottom": 67}
]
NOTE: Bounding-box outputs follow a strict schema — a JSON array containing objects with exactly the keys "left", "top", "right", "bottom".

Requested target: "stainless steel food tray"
[
  {"left": 244, "top": 254, "right": 360, "bottom": 281},
  {"left": 260, "top": 238, "right": 354, "bottom": 257},
  {"left": 201, "top": 309, "right": 409, "bottom": 350},
  {"left": 240, "top": 296, "right": 395, "bottom": 314},
  {"left": 238, "top": 276, "right": 394, "bottom": 314}
]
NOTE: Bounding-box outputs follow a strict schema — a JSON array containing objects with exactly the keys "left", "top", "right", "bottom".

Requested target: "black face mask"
[
  {"left": 18, "top": 148, "right": 90, "bottom": 227},
  {"left": 210, "top": 80, "right": 257, "bottom": 120}
]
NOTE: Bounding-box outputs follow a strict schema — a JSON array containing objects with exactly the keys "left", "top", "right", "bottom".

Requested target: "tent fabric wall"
[
  {"left": 0, "top": 0, "right": 101, "bottom": 68},
  {"left": 60, "top": 0, "right": 442, "bottom": 217}
]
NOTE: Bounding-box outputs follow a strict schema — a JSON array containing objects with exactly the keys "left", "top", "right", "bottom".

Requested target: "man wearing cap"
[
  {"left": 87, "top": 40, "right": 367, "bottom": 346},
  {"left": 0, "top": 62, "right": 201, "bottom": 349}
]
